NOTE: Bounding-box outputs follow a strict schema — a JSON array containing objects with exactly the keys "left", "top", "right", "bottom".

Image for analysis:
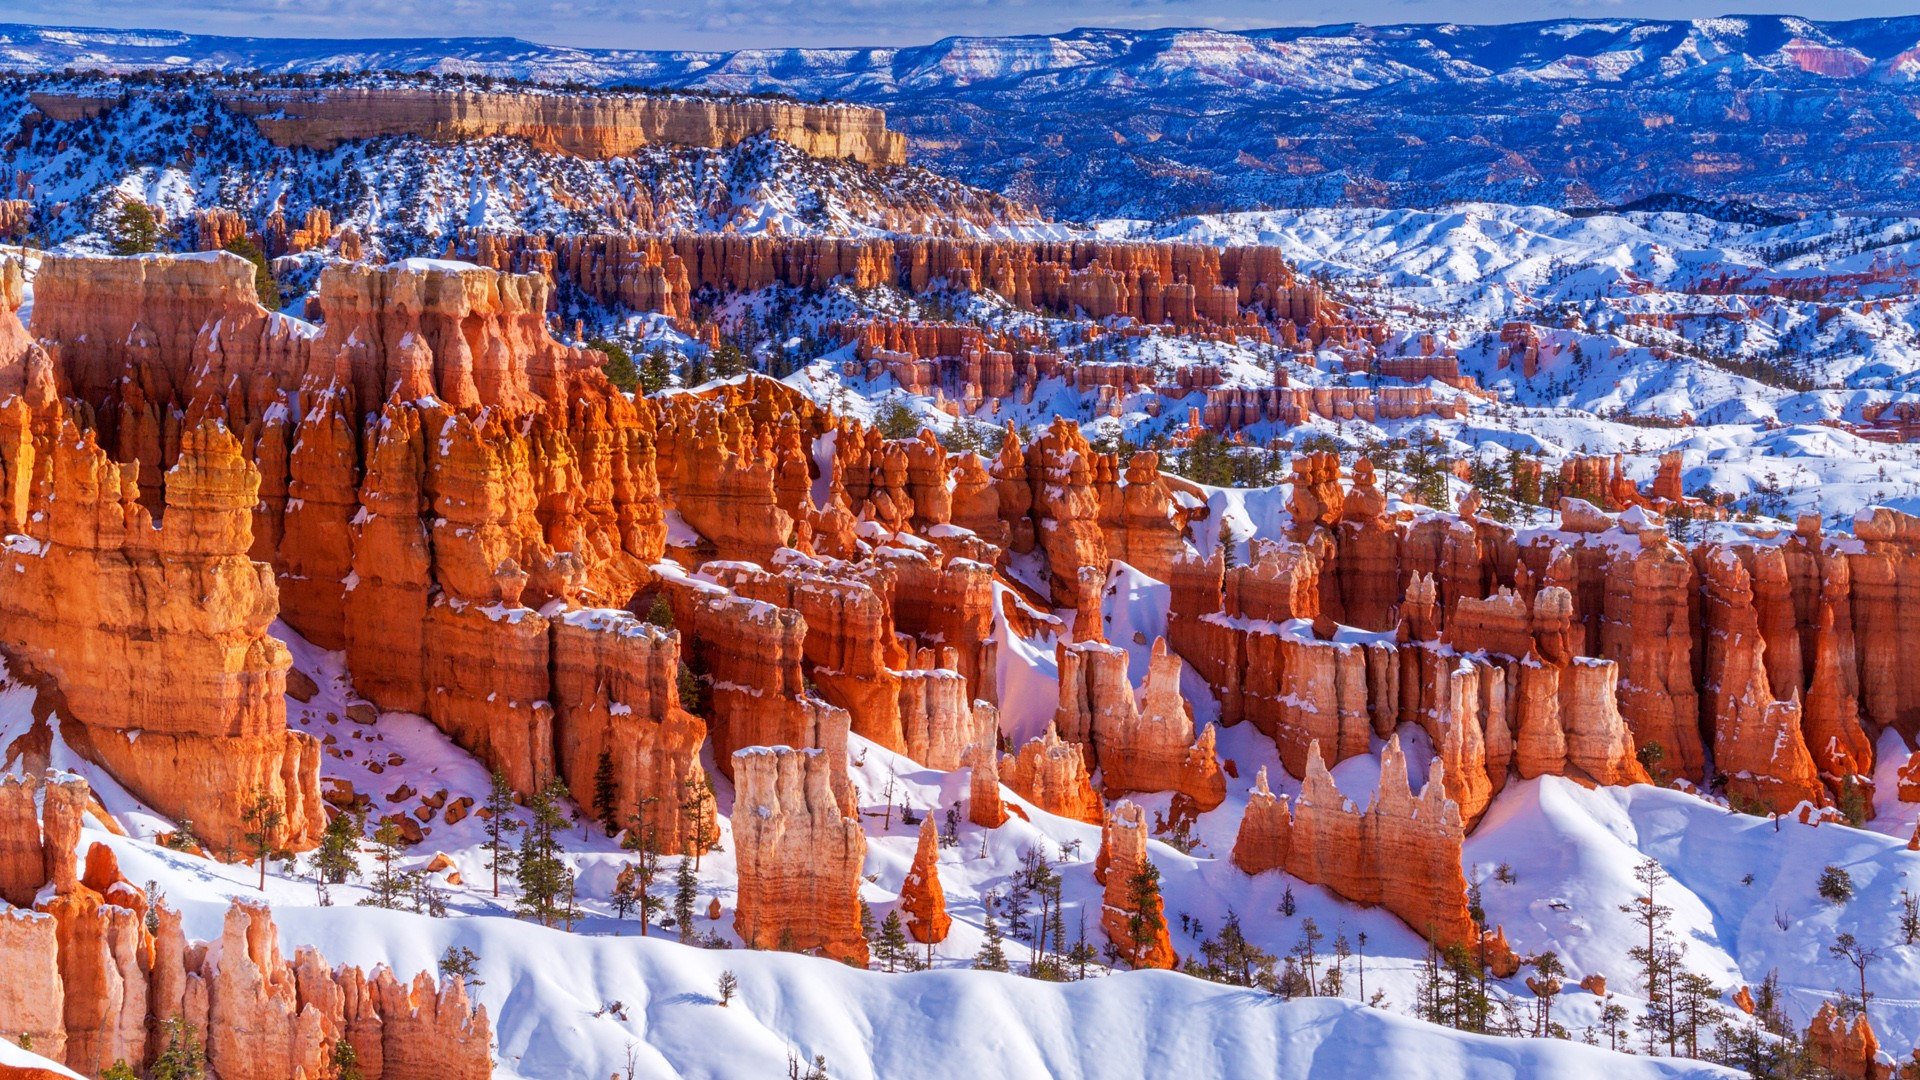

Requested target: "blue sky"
[{"left": 8, "top": 0, "right": 1919, "bottom": 50}]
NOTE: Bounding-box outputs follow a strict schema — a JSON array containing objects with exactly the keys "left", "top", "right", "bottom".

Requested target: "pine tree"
[
  {"left": 438, "top": 945, "right": 483, "bottom": 987},
  {"left": 1288, "top": 917, "right": 1324, "bottom": 995},
  {"left": 109, "top": 198, "right": 162, "bottom": 255},
  {"left": 1530, "top": 951, "right": 1566, "bottom": 1036},
  {"left": 151, "top": 1015, "right": 206, "bottom": 1080},
  {"left": 332, "top": 1038, "right": 364, "bottom": 1080},
  {"left": 222, "top": 235, "right": 281, "bottom": 310},
  {"left": 612, "top": 864, "right": 639, "bottom": 923},
  {"left": 594, "top": 750, "right": 620, "bottom": 837},
  {"left": 673, "top": 857, "right": 698, "bottom": 944},
  {"left": 241, "top": 787, "right": 283, "bottom": 892},
  {"left": 1830, "top": 931, "right": 1880, "bottom": 1019},
  {"left": 309, "top": 809, "right": 361, "bottom": 905},
  {"left": 875, "top": 909, "right": 912, "bottom": 973},
  {"left": 1902, "top": 890, "right": 1920, "bottom": 946},
  {"left": 1673, "top": 968, "right": 1723, "bottom": 1058},
  {"left": 482, "top": 769, "right": 522, "bottom": 898},
  {"left": 1124, "top": 863, "right": 1167, "bottom": 968},
  {"left": 100, "top": 1063, "right": 138, "bottom": 1080},
  {"left": 359, "top": 818, "right": 409, "bottom": 910},
  {"left": 716, "top": 970, "right": 738, "bottom": 1006},
  {"left": 973, "top": 910, "right": 1010, "bottom": 972},
  {"left": 639, "top": 349, "right": 673, "bottom": 394},
  {"left": 1067, "top": 914, "right": 1099, "bottom": 981},
  {"left": 1618, "top": 856, "right": 1674, "bottom": 1049},
  {"left": 621, "top": 802, "right": 665, "bottom": 935},
  {"left": 516, "top": 778, "right": 577, "bottom": 927},
  {"left": 680, "top": 771, "right": 720, "bottom": 870}
]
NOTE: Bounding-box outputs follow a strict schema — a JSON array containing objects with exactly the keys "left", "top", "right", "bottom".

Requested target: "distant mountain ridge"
[{"left": 7, "top": 16, "right": 1920, "bottom": 218}]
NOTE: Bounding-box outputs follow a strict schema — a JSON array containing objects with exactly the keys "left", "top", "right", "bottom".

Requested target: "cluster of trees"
[{"left": 969, "top": 846, "right": 1101, "bottom": 980}]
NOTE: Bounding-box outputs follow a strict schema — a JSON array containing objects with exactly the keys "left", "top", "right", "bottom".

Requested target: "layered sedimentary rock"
[
  {"left": 1804, "top": 1001, "right": 1882, "bottom": 1080},
  {"left": 1232, "top": 738, "right": 1476, "bottom": 947},
  {"left": 731, "top": 747, "right": 868, "bottom": 964},
  {"left": 0, "top": 773, "right": 83, "bottom": 907},
  {"left": 1850, "top": 508, "right": 1920, "bottom": 740},
  {"left": 0, "top": 780, "right": 489, "bottom": 1079},
  {"left": 1000, "top": 726, "right": 1104, "bottom": 824},
  {"left": 1024, "top": 419, "right": 1111, "bottom": 613},
  {"left": 1094, "top": 801, "right": 1176, "bottom": 969},
  {"left": 899, "top": 817, "right": 951, "bottom": 945},
  {"left": 24, "top": 253, "right": 711, "bottom": 851},
  {"left": 1058, "top": 639, "right": 1224, "bottom": 809},
  {"left": 210, "top": 86, "right": 908, "bottom": 165},
  {"left": 550, "top": 609, "right": 714, "bottom": 853},
  {"left": 968, "top": 742, "right": 1009, "bottom": 828},
  {"left": 1163, "top": 455, "right": 1891, "bottom": 822},
  {"left": 467, "top": 234, "right": 1314, "bottom": 337},
  {"left": 1697, "top": 546, "right": 1825, "bottom": 813},
  {"left": 0, "top": 410, "right": 322, "bottom": 853},
  {"left": 1597, "top": 526, "right": 1705, "bottom": 781}
]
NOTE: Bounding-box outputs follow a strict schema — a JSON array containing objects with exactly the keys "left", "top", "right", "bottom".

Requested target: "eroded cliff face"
[
  {"left": 0, "top": 776, "right": 491, "bottom": 1079},
  {"left": 731, "top": 747, "right": 868, "bottom": 964},
  {"left": 206, "top": 86, "right": 907, "bottom": 166},
  {"left": 1094, "top": 801, "right": 1176, "bottom": 970},
  {"left": 0, "top": 357, "right": 323, "bottom": 853},
  {"left": 1162, "top": 454, "right": 1898, "bottom": 822},
  {"left": 1232, "top": 738, "right": 1478, "bottom": 948},
  {"left": 22, "top": 252, "right": 724, "bottom": 852}
]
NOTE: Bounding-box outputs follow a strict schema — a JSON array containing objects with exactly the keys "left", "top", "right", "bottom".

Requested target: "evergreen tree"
[
  {"left": 673, "top": 857, "right": 699, "bottom": 944},
  {"left": 593, "top": 339, "right": 639, "bottom": 393},
  {"left": 151, "top": 1016, "right": 206, "bottom": 1080},
  {"left": 1288, "top": 918, "right": 1324, "bottom": 995},
  {"left": 973, "top": 910, "right": 1010, "bottom": 972},
  {"left": 482, "top": 769, "right": 522, "bottom": 898},
  {"left": 1195, "top": 911, "right": 1276, "bottom": 988},
  {"left": 593, "top": 750, "right": 620, "bottom": 837},
  {"left": 639, "top": 349, "right": 673, "bottom": 394},
  {"left": 1124, "top": 863, "right": 1167, "bottom": 969},
  {"left": 1530, "top": 951, "right": 1566, "bottom": 1037},
  {"left": 611, "top": 863, "right": 640, "bottom": 923},
  {"left": 1830, "top": 931, "right": 1880, "bottom": 1018},
  {"left": 515, "top": 779, "right": 577, "bottom": 927},
  {"left": 874, "top": 397, "right": 921, "bottom": 440},
  {"left": 359, "top": 818, "right": 410, "bottom": 910},
  {"left": 438, "top": 945, "right": 483, "bottom": 987},
  {"left": 222, "top": 235, "right": 281, "bottom": 310},
  {"left": 1067, "top": 914, "right": 1099, "bottom": 981},
  {"left": 716, "top": 970, "right": 738, "bottom": 1006},
  {"left": 875, "top": 909, "right": 912, "bottom": 973},
  {"left": 241, "top": 787, "right": 283, "bottom": 892},
  {"left": 109, "top": 198, "right": 162, "bottom": 255},
  {"left": 680, "top": 771, "right": 720, "bottom": 870},
  {"left": 1619, "top": 856, "right": 1675, "bottom": 1050},
  {"left": 309, "top": 808, "right": 361, "bottom": 905},
  {"left": 100, "top": 1063, "right": 139, "bottom": 1080},
  {"left": 331, "top": 1038, "right": 364, "bottom": 1080}
]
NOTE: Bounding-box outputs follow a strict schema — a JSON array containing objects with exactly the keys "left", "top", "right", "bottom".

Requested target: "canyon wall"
[
  {"left": 27, "top": 86, "right": 908, "bottom": 166},
  {"left": 0, "top": 775, "right": 491, "bottom": 1079}
]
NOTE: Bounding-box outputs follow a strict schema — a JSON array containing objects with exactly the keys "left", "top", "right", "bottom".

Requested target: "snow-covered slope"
[{"left": 10, "top": 17, "right": 1920, "bottom": 217}]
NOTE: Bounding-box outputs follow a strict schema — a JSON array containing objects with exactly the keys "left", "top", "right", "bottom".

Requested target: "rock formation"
[
  {"left": 1059, "top": 638, "right": 1224, "bottom": 809},
  {"left": 968, "top": 742, "right": 1009, "bottom": 829},
  {"left": 210, "top": 85, "right": 908, "bottom": 165},
  {"left": 731, "top": 747, "right": 868, "bottom": 964},
  {"left": 1001, "top": 726, "right": 1104, "bottom": 825},
  {"left": 899, "top": 817, "right": 950, "bottom": 945},
  {"left": 1232, "top": 738, "right": 1476, "bottom": 948},
  {"left": 0, "top": 778, "right": 490, "bottom": 1078},
  {"left": 1094, "top": 801, "right": 1176, "bottom": 970}
]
